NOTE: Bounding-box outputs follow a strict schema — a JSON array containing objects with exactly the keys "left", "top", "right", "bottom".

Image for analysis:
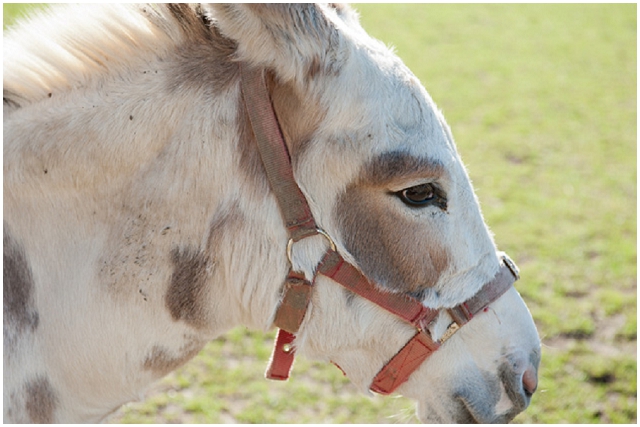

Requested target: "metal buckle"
[
  {"left": 286, "top": 228, "right": 336, "bottom": 266},
  {"left": 438, "top": 321, "right": 460, "bottom": 344},
  {"left": 501, "top": 254, "right": 520, "bottom": 280}
]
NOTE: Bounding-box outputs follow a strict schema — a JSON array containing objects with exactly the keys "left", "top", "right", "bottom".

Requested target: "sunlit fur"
[{"left": 4, "top": 4, "right": 540, "bottom": 422}]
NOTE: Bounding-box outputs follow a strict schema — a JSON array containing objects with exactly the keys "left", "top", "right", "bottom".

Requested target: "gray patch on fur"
[
  {"left": 343, "top": 287, "right": 356, "bottom": 307},
  {"left": 453, "top": 369, "right": 502, "bottom": 423},
  {"left": 142, "top": 337, "right": 204, "bottom": 376},
  {"left": 165, "top": 246, "right": 212, "bottom": 329},
  {"left": 498, "top": 359, "right": 530, "bottom": 413},
  {"left": 164, "top": 204, "right": 242, "bottom": 329},
  {"left": 4, "top": 224, "right": 40, "bottom": 349},
  {"left": 165, "top": 4, "right": 238, "bottom": 94},
  {"left": 359, "top": 151, "right": 445, "bottom": 187},
  {"left": 334, "top": 156, "right": 449, "bottom": 293},
  {"left": 451, "top": 361, "right": 530, "bottom": 423},
  {"left": 25, "top": 376, "right": 58, "bottom": 423}
]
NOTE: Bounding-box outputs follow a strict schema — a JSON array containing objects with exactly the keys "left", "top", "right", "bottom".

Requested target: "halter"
[{"left": 240, "top": 65, "right": 520, "bottom": 395}]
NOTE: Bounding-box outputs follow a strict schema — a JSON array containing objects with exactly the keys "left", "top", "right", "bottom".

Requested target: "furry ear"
[{"left": 206, "top": 4, "right": 351, "bottom": 84}]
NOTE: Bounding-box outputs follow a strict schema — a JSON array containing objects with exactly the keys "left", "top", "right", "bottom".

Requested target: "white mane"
[{"left": 4, "top": 4, "right": 205, "bottom": 105}]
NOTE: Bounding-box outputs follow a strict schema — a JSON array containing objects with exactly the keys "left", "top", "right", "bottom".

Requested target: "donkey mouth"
[
  {"left": 454, "top": 398, "right": 523, "bottom": 424},
  {"left": 451, "top": 370, "right": 531, "bottom": 423},
  {"left": 417, "top": 392, "right": 522, "bottom": 424}
]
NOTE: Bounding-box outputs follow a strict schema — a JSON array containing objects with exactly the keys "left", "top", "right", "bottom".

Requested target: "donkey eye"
[{"left": 398, "top": 183, "right": 437, "bottom": 206}]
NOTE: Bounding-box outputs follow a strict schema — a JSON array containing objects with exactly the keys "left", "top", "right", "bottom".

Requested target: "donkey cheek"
[{"left": 334, "top": 188, "right": 449, "bottom": 293}]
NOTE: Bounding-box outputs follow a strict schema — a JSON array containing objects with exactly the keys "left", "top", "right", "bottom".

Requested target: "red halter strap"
[{"left": 240, "top": 64, "right": 519, "bottom": 395}]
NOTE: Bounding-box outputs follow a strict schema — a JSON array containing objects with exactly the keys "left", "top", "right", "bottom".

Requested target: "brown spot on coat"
[
  {"left": 25, "top": 376, "right": 57, "bottom": 423},
  {"left": 334, "top": 155, "right": 449, "bottom": 294},
  {"left": 4, "top": 225, "right": 40, "bottom": 341},
  {"left": 165, "top": 205, "right": 243, "bottom": 329},
  {"left": 165, "top": 246, "right": 211, "bottom": 329},
  {"left": 143, "top": 338, "right": 204, "bottom": 376}
]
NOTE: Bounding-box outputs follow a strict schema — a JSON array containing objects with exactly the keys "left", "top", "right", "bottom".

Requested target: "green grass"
[
  {"left": 4, "top": 4, "right": 636, "bottom": 424},
  {"left": 3, "top": 3, "right": 45, "bottom": 29}
]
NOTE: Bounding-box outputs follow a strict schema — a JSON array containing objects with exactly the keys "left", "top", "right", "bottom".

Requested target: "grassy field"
[{"left": 4, "top": 4, "right": 636, "bottom": 423}]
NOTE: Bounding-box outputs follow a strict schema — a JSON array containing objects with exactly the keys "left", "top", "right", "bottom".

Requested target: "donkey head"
[{"left": 211, "top": 4, "right": 540, "bottom": 422}]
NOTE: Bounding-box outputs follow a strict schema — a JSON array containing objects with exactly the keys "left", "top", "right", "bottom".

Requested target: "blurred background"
[{"left": 4, "top": 4, "right": 636, "bottom": 423}]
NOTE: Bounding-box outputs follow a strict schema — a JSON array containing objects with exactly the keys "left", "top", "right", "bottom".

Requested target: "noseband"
[{"left": 240, "top": 65, "right": 520, "bottom": 395}]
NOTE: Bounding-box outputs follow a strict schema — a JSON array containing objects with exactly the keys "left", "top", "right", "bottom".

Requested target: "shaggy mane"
[{"left": 3, "top": 4, "right": 216, "bottom": 108}]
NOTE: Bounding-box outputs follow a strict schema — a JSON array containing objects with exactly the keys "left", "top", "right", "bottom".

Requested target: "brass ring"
[{"left": 286, "top": 228, "right": 337, "bottom": 266}]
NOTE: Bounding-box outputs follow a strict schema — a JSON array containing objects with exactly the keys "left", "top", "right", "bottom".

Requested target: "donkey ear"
[{"left": 207, "top": 4, "right": 349, "bottom": 84}]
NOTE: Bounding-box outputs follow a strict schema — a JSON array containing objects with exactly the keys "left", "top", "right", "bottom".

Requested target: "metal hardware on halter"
[
  {"left": 438, "top": 321, "right": 461, "bottom": 344},
  {"left": 286, "top": 228, "right": 336, "bottom": 267},
  {"left": 502, "top": 253, "right": 520, "bottom": 280}
]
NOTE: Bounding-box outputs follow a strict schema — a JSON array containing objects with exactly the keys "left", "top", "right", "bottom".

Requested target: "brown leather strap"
[
  {"left": 461, "top": 260, "right": 517, "bottom": 316},
  {"left": 265, "top": 329, "right": 297, "bottom": 380},
  {"left": 448, "top": 258, "right": 518, "bottom": 326},
  {"left": 273, "top": 270, "right": 314, "bottom": 334},
  {"left": 317, "top": 250, "right": 440, "bottom": 329},
  {"left": 241, "top": 64, "right": 321, "bottom": 381},
  {"left": 240, "top": 65, "right": 318, "bottom": 242},
  {"left": 370, "top": 331, "right": 440, "bottom": 395}
]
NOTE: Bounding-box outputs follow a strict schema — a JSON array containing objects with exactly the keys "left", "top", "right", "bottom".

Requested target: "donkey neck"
[
  {"left": 5, "top": 75, "right": 288, "bottom": 343},
  {"left": 3, "top": 2, "right": 312, "bottom": 339}
]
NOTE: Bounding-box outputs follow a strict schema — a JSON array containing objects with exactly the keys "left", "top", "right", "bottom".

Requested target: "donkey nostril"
[{"left": 522, "top": 365, "right": 538, "bottom": 396}]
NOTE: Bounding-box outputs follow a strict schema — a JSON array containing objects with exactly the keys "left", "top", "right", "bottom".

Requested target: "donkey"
[{"left": 4, "top": 4, "right": 540, "bottom": 423}]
